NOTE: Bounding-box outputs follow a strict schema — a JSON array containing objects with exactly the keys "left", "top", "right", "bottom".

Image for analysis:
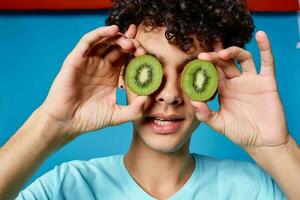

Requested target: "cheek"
[
  {"left": 182, "top": 96, "right": 198, "bottom": 116},
  {"left": 182, "top": 100, "right": 201, "bottom": 133},
  {"left": 184, "top": 111, "right": 200, "bottom": 133}
]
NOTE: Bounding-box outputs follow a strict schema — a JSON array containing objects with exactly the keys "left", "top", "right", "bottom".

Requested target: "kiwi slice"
[
  {"left": 181, "top": 60, "right": 218, "bottom": 101},
  {"left": 125, "top": 55, "right": 163, "bottom": 96}
]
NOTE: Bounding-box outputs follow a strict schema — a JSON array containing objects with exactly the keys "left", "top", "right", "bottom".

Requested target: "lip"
[
  {"left": 148, "top": 113, "right": 185, "bottom": 121},
  {"left": 146, "top": 113, "right": 185, "bottom": 135}
]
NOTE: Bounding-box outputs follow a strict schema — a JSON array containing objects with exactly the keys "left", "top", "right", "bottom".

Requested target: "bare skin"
[
  {"left": 0, "top": 24, "right": 299, "bottom": 200},
  {"left": 0, "top": 24, "right": 148, "bottom": 200},
  {"left": 124, "top": 26, "right": 300, "bottom": 199}
]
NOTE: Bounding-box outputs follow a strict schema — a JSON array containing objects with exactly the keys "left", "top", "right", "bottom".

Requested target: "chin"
[{"left": 147, "top": 142, "right": 187, "bottom": 154}]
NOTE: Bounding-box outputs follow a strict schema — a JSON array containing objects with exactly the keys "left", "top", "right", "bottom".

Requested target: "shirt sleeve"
[
  {"left": 15, "top": 164, "right": 66, "bottom": 200},
  {"left": 215, "top": 158, "right": 288, "bottom": 200},
  {"left": 253, "top": 163, "right": 288, "bottom": 200}
]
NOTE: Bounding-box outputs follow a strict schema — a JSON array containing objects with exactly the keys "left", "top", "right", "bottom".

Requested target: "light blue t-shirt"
[{"left": 16, "top": 154, "right": 286, "bottom": 200}]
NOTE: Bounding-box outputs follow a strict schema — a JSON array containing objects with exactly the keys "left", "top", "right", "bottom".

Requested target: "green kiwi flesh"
[
  {"left": 181, "top": 60, "right": 218, "bottom": 101},
  {"left": 125, "top": 55, "right": 163, "bottom": 96}
]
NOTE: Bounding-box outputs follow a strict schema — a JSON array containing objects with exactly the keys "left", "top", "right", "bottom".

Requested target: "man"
[{"left": 0, "top": 0, "right": 299, "bottom": 199}]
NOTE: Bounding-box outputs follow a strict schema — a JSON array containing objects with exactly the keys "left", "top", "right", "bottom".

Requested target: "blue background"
[{"left": 0, "top": 11, "right": 299, "bottom": 185}]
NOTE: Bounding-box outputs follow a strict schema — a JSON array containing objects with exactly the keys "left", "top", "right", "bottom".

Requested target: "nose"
[{"left": 155, "top": 71, "right": 183, "bottom": 106}]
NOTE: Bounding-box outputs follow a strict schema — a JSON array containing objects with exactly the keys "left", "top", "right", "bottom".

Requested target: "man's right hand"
[
  {"left": 0, "top": 25, "right": 149, "bottom": 200},
  {"left": 40, "top": 24, "right": 147, "bottom": 136}
]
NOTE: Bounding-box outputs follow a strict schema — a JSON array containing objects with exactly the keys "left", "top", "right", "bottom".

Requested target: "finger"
[
  {"left": 124, "top": 24, "right": 138, "bottom": 39},
  {"left": 74, "top": 25, "right": 119, "bottom": 56},
  {"left": 89, "top": 33, "right": 133, "bottom": 57},
  {"left": 216, "top": 66, "right": 226, "bottom": 81},
  {"left": 102, "top": 24, "right": 137, "bottom": 60},
  {"left": 112, "top": 96, "right": 149, "bottom": 125},
  {"left": 131, "top": 39, "right": 147, "bottom": 57},
  {"left": 255, "top": 31, "right": 275, "bottom": 77},
  {"left": 104, "top": 37, "right": 135, "bottom": 64},
  {"left": 198, "top": 52, "right": 241, "bottom": 79},
  {"left": 104, "top": 37, "right": 147, "bottom": 64},
  {"left": 123, "top": 24, "right": 146, "bottom": 57},
  {"left": 218, "top": 59, "right": 241, "bottom": 79},
  {"left": 218, "top": 47, "right": 257, "bottom": 74},
  {"left": 190, "top": 101, "right": 224, "bottom": 133},
  {"left": 197, "top": 52, "right": 219, "bottom": 63}
]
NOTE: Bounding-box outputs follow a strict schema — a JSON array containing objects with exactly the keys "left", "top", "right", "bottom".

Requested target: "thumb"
[
  {"left": 112, "top": 96, "right": 148, "bottom": 125},
  {"left": 191, "top": 101, "right": 224, "bottom": 133}
]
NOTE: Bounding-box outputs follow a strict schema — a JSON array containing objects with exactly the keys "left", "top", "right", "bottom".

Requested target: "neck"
[{"left": 124, "top": 130, "right": 195, "bottom": 199}]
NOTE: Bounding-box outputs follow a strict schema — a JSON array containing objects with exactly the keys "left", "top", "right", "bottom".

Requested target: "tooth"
[{"left": 154, "top": 119, "right": 173, "bottom": 126}]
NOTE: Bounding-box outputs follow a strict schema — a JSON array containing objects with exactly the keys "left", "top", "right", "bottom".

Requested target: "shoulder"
[
  {"left": 51, "top": 154, "right": 125, "bottom": 185},
  {"left": 39, "top": 154, "right": 123, "bottom": 183},
  {"left": 192, "top": 153, "right": 286, "bottom": 199},
  {"left": 194, "top": 153, "right": 265, "bottom": 178},
  {"left": 16, "top": 155, "right": 124, "bottom": 200},
  {"left": 58, "top": 154, "right": 123, "bottom": 174},
  {"left": 193, "top": 153, "right": 262, "bottom": 186}
]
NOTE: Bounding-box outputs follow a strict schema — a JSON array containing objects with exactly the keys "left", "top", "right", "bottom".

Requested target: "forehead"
[{"left": 135, "top": 25, "right": 204, "bottom": 66}]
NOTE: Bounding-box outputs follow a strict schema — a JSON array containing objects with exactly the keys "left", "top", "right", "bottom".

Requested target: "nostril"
[{"left": 158, "top": 98, "right": 164, "bottom": 102}]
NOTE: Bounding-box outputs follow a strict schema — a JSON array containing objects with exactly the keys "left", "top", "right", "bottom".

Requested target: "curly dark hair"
[{"left": 106, "top": 0, "right": 254, "bottom": 51}]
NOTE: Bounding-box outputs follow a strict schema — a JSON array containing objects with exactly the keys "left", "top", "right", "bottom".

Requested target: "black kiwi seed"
[
  {"left": 181, "top": 60, "right": 218, "bottom": 101},
  {"left": 125, "top": 55, "right": 163, "bottom": 96}
]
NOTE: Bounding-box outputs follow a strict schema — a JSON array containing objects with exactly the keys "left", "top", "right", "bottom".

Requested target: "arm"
[
  {"left": 192, "top": 30, "right": 300, "bottom": 199},
  {"left": 0, "top": 24, "right": 147, "bottom": 200},
  {"left": 0, "top": 108, "right": 69, "bottom": 200},
  {"left": 246, "top": 135, "right": 300, "bottom": 200}
]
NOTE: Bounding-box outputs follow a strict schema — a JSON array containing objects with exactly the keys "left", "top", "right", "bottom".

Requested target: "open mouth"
[{"left": 145, "top": 116, "right": 185, "bottom": 134}]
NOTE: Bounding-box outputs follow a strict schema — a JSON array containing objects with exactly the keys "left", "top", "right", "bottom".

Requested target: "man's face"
[{"left": 125, "top": 26, "right": 206, "bottom": 153}]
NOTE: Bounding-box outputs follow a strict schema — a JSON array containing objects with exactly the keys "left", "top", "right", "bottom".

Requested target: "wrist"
[
  {"left": 245, "top": 135, "right": 298, "bottom": 166},
  {"left": 31, "top": 107, "right": 76, "bottom": 151}
]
